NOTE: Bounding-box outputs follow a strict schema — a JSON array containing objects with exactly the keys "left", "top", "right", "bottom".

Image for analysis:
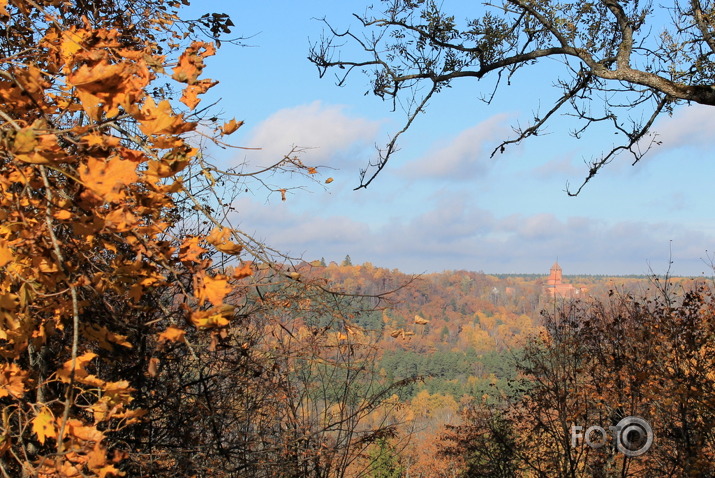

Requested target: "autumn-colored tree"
[
  {"left": 121, "top": 267, "right": 406, "bottom": 477},
  {"left": 443, "top": 284, "right": 715, "bottom": 477},
  {"left": 0, "top": 0, "right": 334, "bottom": 476}
]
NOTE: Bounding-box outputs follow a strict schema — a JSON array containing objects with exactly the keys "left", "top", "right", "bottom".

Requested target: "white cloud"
[
  {"left": 240, "top": 101, "right": 381, "bottom": 170},
  {"left": 399, "top": 114, "right": 512, "bottom": 180},
  {"left": 228, "top": 194, "right": 715, "bottom": 276},
  {"left": 651, "top": 104, "right": 715, "bottom": 153},
  {"left": 531, "top": 156, "right": 582, "bottom": 180}
]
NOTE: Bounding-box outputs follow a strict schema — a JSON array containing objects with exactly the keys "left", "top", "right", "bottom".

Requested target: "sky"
[{"left": 182, "top": 1, "right": 715, "bottom": 277}]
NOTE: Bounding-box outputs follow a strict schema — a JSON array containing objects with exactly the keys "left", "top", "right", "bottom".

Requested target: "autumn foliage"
[
  {"left": 5, "top": 1, "right": 715, "bottom": 476},
  {"left": 0, "top": 1, "right": 259, "bottom": 475},
  {"left": 442, "top": 284, "right": 715, "bottom": 477}
]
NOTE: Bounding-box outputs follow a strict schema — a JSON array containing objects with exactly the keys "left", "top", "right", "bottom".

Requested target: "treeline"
[{"left": 297, "top": 262, "right": 714, "bottom": 477}]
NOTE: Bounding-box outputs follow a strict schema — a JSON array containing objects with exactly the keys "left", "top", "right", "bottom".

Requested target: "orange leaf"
[
  {"left": 147, "top": 357, "right": 160, "bottom": 377},
  {"left": 103, "top": 207, "right": 139, "bottom": 232},
  {"left": 0, "top": 363, "right": 28, "bottom": 398},
  {"left": 53, "top": 210, "right": 72, "bottom": 220},
  {"left": 325, "top": 177, "right": 334, "bottom": 184},
  {"left": 232, "top": 262, "right": 253, "bottom": 280},
  {"left": 139, "top": 98, "right": 181, "bottom": 136},
  {"left": 172, "top": 41, "right": 216, "bottom": 84},
  {"left": 158, "top": 326, "right": 185, "bottom": 343},
  {"left": 0, "top": 241, "right": 12, "bottom": 268},
  {"left": 64, "top": 419, "right": 104, "bottom": 442},
  {"left": 221, "top": 118, "right": 244, "bottom": 136},
  {"left": 0, "top": 293, "right": 19, "bottom": 310},
  {"left": 179, "top": 78, "right": 218, "bottom": 109},
  {"left": 80, "top": 156, "right": 138, "bottom": 202},
  {"left": 179, "top": 236, "right": 206, "bottom": 263},
  {"left": 82, "top": 323, "right": 133, "bottom": 350},
  {"left": 196, "top": 274, "right": 231, "bottom": 306},
  {"left": 206, "top": 227, "right": 242, "bottom": 255},
  {"left": 58, "top": 352, "right": 97, "bottom": 383}
]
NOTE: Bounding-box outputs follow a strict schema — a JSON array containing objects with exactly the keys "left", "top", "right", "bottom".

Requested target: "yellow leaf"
[
  {"left": 60, "top": 28, "right": 90, "bottom": 65},
  {"left": 13, "top": 128, "right": 38, "bottom": 154},
  {"left": 190, "top": 305, "right": 234, "bottom": 328},
  {"left": 32, "top": 408, "right": 57, "bottom": 445},
  {"left": 13, "top": 152, "right": 51, "bottom": 164},
  {"left": 414, "top": 315, "right": 429, "bottom": 325}
]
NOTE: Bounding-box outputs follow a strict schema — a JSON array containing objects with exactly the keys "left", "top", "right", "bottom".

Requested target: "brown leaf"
[{"left": 147, "top": 357, "right": 160, "bottom": 377}]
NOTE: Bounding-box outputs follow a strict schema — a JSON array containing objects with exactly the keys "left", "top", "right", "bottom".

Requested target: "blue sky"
[{"left": 184, "top": 1, "right": 715, "bottom": 276}]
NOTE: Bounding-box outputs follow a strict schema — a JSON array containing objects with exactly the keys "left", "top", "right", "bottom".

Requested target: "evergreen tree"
[{"left": 369, "top": 438, "right": 404, "bottom": 478}]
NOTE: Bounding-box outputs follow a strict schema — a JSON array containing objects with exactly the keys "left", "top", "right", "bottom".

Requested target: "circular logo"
[{"left": 615, "top": 416, "right": 653, "bottom": 457}]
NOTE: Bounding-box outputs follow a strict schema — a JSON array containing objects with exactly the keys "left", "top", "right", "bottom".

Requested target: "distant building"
[{"left": 544, "top": 262, "right": 587, "bottom": 298}]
